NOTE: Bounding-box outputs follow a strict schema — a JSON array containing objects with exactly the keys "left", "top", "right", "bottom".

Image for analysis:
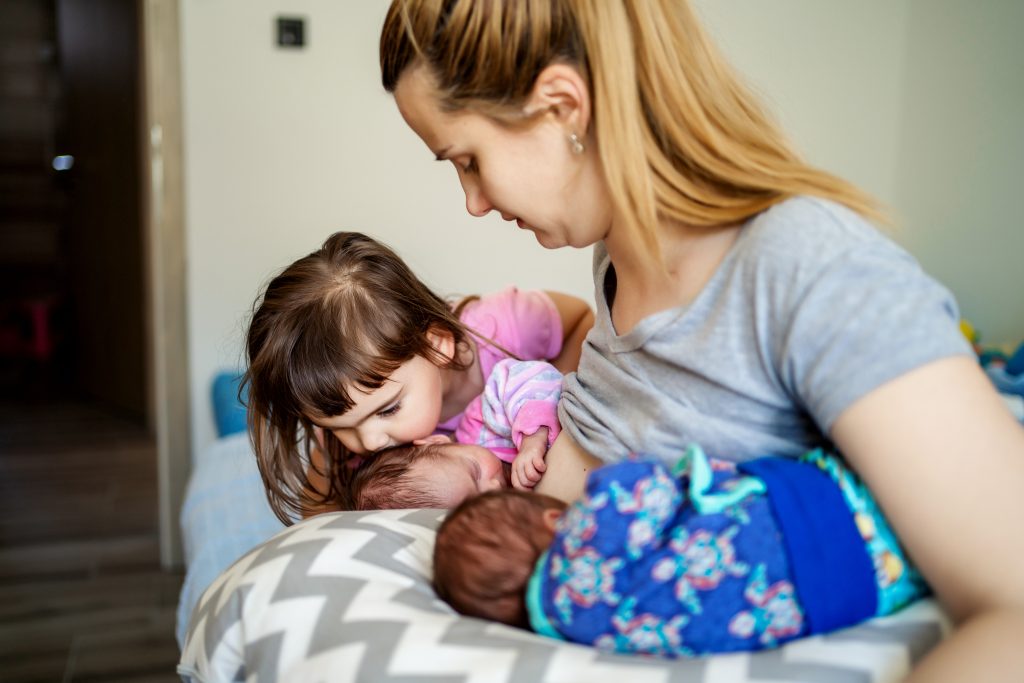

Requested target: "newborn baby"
[{"left": 432, "top": 446, "right": 929, "bottom": 656}]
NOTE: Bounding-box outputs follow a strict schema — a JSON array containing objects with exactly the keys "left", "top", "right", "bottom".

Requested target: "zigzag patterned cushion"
[{"left": 178, "top": 509, "right": 951, "bottom": 683}]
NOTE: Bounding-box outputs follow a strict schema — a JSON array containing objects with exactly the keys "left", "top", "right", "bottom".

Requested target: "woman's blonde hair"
[{"left": 381, "top": 0, "right": 885, "bottom": 261}]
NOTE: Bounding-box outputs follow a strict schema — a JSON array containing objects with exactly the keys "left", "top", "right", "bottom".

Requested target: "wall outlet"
[{"left": 276, "top": 17, "right": 305, "bottom": 48}]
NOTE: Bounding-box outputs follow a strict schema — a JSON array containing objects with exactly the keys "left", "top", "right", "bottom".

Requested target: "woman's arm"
[
  {"left": 543, "top": 290, "right": 594, "bottom": 373},
  {"left": 831, "top": 356, "right": 1024, "bottom": 681},
  {"left": 534, "top": 430, "right": 602, "bottom": 502}
]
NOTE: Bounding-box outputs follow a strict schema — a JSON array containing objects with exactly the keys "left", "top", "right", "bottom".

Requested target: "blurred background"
[{"left": 0, "top": 0, "right": 1021, "bottom": 680}]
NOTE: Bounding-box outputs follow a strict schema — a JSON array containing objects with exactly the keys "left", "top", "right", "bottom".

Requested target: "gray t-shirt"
[{"left": 558, "top": 196, "right": 972, "bottom": 465}]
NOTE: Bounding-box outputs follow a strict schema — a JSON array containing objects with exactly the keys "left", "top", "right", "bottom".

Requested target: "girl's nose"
[{"left": 360, "top": 428, "right": 391, "bottom": 453}]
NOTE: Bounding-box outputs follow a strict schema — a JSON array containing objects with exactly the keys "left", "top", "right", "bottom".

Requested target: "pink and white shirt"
[{"left": 455, "top": 359, "right": 563, "bottom": 462}]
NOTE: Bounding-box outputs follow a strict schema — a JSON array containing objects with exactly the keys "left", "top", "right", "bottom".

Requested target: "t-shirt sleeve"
[
  {"left": 771, "top": 218, "right": 973, "bottom": 431},
  {"left": 461, "top": 287, "right": 563, "bottom": 367}
]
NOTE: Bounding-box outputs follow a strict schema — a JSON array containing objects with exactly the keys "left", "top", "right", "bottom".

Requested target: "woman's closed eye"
[{"left": 458, "top": 158, "right": 477, "bottom": 174}]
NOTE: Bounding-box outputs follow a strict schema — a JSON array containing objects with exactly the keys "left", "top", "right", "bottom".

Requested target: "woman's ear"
[
  {"left": 426, "top": 327, "right": 457, "bottom": 362},
  {"left": 525, "top": 63, "right": 591, "bottom": 137}
]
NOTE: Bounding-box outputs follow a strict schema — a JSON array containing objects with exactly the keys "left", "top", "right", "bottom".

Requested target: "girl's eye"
[
  {"left": 460, "top": 158, "right": 477, "bottom": 174},
  {"left": 378, "top": 403, "right": 401, "bottom": 418}
]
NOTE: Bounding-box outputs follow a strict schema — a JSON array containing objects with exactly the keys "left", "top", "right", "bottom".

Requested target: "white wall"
[
  {"left": 698, "top": 0, "right": 1023, "bottom": 344},
  {"left": 695, "top": 0, "right": 909, "bottom": 208},
  {"left": 180, "top": 0, "right": 1023, "bottom": 460},
  {"left": 180, "top": 1, "right": 594, "bottom": 458},
  {"left": 895, "top": 0, "right": 1024, "bottom": 345}
]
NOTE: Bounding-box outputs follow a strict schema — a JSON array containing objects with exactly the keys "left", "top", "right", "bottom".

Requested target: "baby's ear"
[
  {"left": 414, "top": 433, "right": 452, "bottom": 446},
  {"left": 426, "top": 326, "right": 456, "bottom": 362},
  {"left": 541, "top": 508, "right": 561, "bottom": 532}
]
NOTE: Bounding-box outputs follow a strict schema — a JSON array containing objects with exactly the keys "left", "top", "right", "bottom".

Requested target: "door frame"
[{"left": 141, "top": 0, "right": 190, "bottom": 568}]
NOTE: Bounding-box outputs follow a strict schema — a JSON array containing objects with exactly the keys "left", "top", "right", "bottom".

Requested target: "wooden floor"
[{"left": 0, "top": 398, "right": 183, "bottom": 682}]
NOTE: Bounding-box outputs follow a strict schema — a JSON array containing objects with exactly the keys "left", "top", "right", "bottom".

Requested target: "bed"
[{"left": 177, "top": 374, "right": 956, "bottom": 682}]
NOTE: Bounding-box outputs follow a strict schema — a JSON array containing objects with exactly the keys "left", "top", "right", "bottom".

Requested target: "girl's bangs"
[{"left": 290, "top": 311, "right": 410, "bottom": 420}]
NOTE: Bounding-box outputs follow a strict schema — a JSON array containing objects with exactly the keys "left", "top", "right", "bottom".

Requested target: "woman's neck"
[
  {"left": 604, "top": 219, "right": 742, "bottom": 335},
  {"left": 438, "top": 336, "right": 485, "bottom": 422}
]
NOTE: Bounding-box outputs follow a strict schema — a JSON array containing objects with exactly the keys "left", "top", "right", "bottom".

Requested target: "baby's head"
[
  {"left": 351, "top": 436, "right": 511, "bottom": 509},
  {"left": 433, "top": 490, "right": 567, "bottom": 628}
]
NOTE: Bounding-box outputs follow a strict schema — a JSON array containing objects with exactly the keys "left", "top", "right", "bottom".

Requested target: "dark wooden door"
[
  {"left": 55, "top": 0, "right": 147, "bottom": 417},
  {"left": 0, "top": 1, "right": 67, "bottom": 394}
]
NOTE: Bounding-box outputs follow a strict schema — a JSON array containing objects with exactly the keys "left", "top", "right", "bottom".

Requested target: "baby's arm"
[
  {"left": 831, "top": 356, "right": 1024, "bottom": 682},
  {"left": 485, "top": 359, "right": 564, "bottom": 490},
  {"left": 543, "top": 290, "right": 594, "bottom": 373},
  {"left": 513, "top": 428, "right": 549, "bottom": 489}
]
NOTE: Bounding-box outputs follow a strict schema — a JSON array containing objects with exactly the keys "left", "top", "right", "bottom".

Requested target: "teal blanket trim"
[
  {"left": 672, "top": 443, "right": 766, "bottom": 514},
  {"left": 526, "top": 550, "right": 565, "bottom": 640}
]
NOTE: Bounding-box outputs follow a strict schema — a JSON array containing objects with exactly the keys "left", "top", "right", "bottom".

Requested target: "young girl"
[
  {"left": 244, "top": 231, "right": 592, "bottom": 522},
  {"left": 379, "top": 0, "right": 1024, "bottom": 679}
]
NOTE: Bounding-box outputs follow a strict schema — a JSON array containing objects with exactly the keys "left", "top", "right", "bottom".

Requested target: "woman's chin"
[{"left": 531, "top": 231, "right": 564, "bottom": 250}]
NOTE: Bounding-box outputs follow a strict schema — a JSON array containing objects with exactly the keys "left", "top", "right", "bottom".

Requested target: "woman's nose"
[{"left": 463, "top": 182, "right": 493, "bottom": 218}]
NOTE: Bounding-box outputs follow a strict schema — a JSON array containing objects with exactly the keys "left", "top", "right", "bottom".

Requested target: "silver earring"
[{"left": 568, "top": 132, "right": 585, "bottom": 155}]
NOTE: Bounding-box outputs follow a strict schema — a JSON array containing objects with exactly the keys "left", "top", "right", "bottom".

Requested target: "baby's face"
[{"left": 411, "top": 443, "right": 511, "bottom": 508}]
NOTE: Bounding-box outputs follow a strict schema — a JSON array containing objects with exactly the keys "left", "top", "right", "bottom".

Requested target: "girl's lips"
[{"left": 516, "top": 219, "right": 525, "bottom": 229}]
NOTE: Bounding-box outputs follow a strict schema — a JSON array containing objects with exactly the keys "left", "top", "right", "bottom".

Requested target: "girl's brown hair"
[
  {"left": 433, "top": 490, "right": 567, "bottom": 627},
  {"left": 244, "top": 231, "right": 473, "bottom": 524},
  {"left": 380, "top": 0, "right": 886, "bottom": 263}
]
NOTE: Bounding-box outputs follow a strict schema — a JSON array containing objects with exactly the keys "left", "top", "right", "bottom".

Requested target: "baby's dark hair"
[
  {"left": 244, "top": 231, "right": 474, "bottom": 524},
  {"left": 351, "top": 442, "right": 451, "bottom": 510},
  {"left": 433, "top": 490, "right": 567, "bottom": 628}
]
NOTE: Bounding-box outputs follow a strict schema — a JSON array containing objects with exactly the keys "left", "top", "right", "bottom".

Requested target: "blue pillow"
[{"left": 211, "top": 371, "right": 249, "bottom": 437}]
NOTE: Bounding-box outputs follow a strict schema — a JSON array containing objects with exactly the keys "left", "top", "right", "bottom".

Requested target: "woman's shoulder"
[
  {"left": 747, "top": 196, "right": 888, "bottom": 251},
  {"left": 736, "top": 195, "right": 911, "bottom": 278}
]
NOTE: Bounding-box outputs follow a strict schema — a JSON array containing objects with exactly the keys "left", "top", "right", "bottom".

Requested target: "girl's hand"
[
  {"left": 512, "top": 429, "right": 550, "bottom": 490},
  {"left": 311, "top": 425, "right": 327, "bottom": 450},
  {"left": 302, "top": 443, "right": 342, "bottom": 519}
]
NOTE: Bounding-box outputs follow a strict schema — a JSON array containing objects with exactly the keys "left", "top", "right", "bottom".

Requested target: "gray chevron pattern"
[{"left": 179, "top": 510, "right": 950, "bottom": 683}]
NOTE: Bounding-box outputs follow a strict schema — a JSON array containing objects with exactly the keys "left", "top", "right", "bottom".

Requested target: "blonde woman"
[{"left": 378, "top": 0, "right": 1024, "bottom": 678}]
